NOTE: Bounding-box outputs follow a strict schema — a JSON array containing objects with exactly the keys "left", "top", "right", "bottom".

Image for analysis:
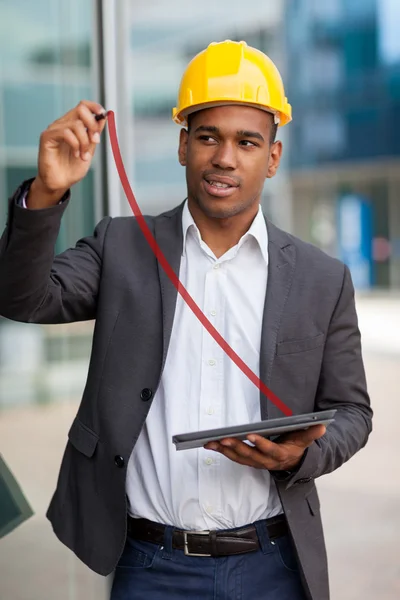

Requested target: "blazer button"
[
  {"left": 114, "top": 455, "right": 125, "bottom": 468},
  {"left": 140, "top": 388, "right": 153, "bottom": 401}
]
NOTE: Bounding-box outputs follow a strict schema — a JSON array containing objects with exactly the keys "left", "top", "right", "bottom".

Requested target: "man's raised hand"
[{"left": 27, "top": 100, "right": 107, "bottom": 209}]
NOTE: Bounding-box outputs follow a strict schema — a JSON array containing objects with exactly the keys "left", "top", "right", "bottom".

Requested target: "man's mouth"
[
  {"left": 204, "top": 174, "right": 239, "bottom": 187},
  {"left": 208, "top": 181, "right": 232, "bottom": 189},
  {"left": 202, "top": 175, "right": 240, "bottom": 198}
]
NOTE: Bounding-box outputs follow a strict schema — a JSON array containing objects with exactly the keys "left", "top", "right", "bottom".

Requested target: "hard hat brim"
[{"left": 172, "top": 100, "right": 291, "bottom": 128}]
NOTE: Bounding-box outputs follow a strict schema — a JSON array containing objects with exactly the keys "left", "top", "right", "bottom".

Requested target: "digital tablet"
[{"left": 172, "top": 410, "right": 336, "bottom": 451}]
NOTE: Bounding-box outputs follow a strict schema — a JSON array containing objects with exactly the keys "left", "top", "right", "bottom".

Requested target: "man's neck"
[{"left": 187, "top": 200, "right": 260, "bottom": 259}]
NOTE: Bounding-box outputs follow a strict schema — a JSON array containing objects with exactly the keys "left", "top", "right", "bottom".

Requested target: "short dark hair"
[
  {"left": 270, "top": 120, "right": 278, "bottom": 144},
  {"left": 187, "top": 111, "right": 278, "bottom": 144}
]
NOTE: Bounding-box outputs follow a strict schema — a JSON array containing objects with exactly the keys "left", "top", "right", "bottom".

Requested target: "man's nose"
[{"left": 211, "top": 142, "right": 237, "bottom": 171}]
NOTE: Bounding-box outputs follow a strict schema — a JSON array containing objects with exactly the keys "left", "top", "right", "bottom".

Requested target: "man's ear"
[
  {"left": 178, "top": 128, "right": 188, "bottom": 166},
  {"left": 266, "top": 140, "right": 283, "bottom": 179}
]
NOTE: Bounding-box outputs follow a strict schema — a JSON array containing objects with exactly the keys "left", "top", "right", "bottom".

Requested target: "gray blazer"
[{"left": 0, "top": 180, "right": 373, "bottom": 600}]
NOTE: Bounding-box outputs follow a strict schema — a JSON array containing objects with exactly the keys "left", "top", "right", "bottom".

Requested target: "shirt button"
[
  {"left": 206, "top": 407, "right": 215, "bottom": 415},
  {"left": 140, "top": 388, "right": 153, "bottom": 401},
  {"left": 213, "top": 264, "right": 220, "bottom": 270},
  {"left": 210, "top": 310, "right": 217, "bottom": 317},
  {"left": 114, "top": 455, "right": 125, "bottom": 468},
  {"left": 206, "top": 505, "right": 213, "bottom": 513},
  {"left": 208, "top": 359, "right": 216, "bottom": 366},
  {"left": 205, "top": 458, "right": 213, "bottom": 465}
]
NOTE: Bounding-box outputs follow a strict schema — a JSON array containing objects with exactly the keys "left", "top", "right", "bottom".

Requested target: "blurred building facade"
[
  {"left": 0, "top": 0, "right": 101, "bottom": 410},
  {"left": 285, "top": 0, "right": 400, "bottom": 289},
  {"left": 0, "top": 1, "right": 104, "bottom": 598}
]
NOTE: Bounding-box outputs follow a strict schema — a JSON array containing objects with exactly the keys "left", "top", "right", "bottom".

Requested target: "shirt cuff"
[
  {"left": 20, "top": 191, "right": 29, "bottom": 209},
  {"left": 19, "top": 186, "right": 66, "bottom": 208}
]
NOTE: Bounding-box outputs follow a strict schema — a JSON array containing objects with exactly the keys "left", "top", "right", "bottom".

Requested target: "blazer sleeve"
[
  {"left": 275, "top": 264, "right": 373, "bottom": 490},
  {"left": 0, "top": 180, "right": 112, "bottom": 324}
]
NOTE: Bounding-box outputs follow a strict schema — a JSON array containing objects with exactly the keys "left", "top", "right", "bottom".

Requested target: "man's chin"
[{"left": 193, "top": 195, "right": 244, "bottom": 220}]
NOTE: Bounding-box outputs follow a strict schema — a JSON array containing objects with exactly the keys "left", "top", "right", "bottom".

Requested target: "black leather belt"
[{"left": 127, "top": 515, "right": 287, "bottom": 557}]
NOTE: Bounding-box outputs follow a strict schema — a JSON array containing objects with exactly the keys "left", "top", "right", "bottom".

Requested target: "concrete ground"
[
  {"left": 0, "top": 295, "right": 399, "bottom": 599},
  {"left": 318, "top": 351, "right": 400, "bottom": 600},
  {"left": 0, "top": 401, "right": 110, "bottom": 600}
]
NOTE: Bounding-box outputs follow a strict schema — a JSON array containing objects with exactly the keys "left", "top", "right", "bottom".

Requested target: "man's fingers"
[
  {"left": 55, "top": 100, "right": 105, "bottom": 124},
  {"left": 246, "top": 435, "right": 286, "bottom": 459},
  {"left": 206, "top": 438, "right": 283, "bottom": 469},
  {"left": 78, "top": 99, "right": 106, "bottom": 117},
  {"left": 218, "top": 446, "right": 260, "bottom": 467},
  {"left": 76, "top": 102, "right": 106, "bottom": 143},
  {"left": 51, "top": 100, "right": 107, "bottom": 145},
  {"left": 62, "top": 128, "right": 81, "bottom": 159},
  {"left": 69, "top": 120, "right": 92, "bottom": 160},
  {"left": 278, "top": 424, "right": 326, "bottom": 448},
  {"left": 44, "top": 118, "right": 100, "bottom": 162},
  {"left": 204, "top": 426, "right": 326, "bottom": 471}
]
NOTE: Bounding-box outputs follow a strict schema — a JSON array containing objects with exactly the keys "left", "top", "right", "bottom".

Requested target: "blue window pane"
[{"left": 3, "top": 83, "right": 91, "bottom": 147}]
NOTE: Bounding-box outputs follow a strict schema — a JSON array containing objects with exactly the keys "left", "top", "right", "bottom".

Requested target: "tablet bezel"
[{"left": 172, "top": 410, "right": 336, "bottom": 451}]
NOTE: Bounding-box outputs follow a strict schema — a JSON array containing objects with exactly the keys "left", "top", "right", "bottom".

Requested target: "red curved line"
[{"left": 106, "top": 110, "right": 292, "bottom": 417}]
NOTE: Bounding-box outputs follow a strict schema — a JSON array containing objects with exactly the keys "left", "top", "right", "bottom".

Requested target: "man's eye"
[
  {"left": 199, "top": 135, "right": 216, "bottom": 143},
  {"left": 239, "top": 140, "right": 257, "bottom": 147}
]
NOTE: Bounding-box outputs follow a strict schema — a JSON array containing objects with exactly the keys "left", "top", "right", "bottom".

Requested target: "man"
[{"left": 0, "top": 41, "right": 372, "bottom": 600}]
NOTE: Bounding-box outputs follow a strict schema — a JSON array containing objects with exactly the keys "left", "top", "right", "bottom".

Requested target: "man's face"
[{"left": 178, "top": 105, "right": 282, "bottom": 220}]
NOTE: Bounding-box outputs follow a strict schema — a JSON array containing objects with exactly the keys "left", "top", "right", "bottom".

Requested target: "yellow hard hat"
[{"left": 172, "top": 40, "right": 292, "bottom": 128}]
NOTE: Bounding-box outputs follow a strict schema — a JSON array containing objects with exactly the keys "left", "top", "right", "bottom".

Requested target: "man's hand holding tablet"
[
  {"left": 204, "top": 423, "right": 326, "bottom": 471},
  {"left": 172, "top": 410, "right": 335, "bottom": 471}
]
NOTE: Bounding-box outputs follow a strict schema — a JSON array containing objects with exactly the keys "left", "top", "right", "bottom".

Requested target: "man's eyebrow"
[
  {"left": 194, "top": 125, "right": 265, "bottom": 143},
  {"left": 237, "top": 130, "right": 265, "bottom": 142},
  {"left": 194, "top": 125, "right": 219, "bottom": 134}
]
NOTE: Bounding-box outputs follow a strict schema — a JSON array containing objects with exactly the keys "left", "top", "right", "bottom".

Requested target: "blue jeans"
[{"left": 111, "top": 520, "right": 306, "bottom": 600}]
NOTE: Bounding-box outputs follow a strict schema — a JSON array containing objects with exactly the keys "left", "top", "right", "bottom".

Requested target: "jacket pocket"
[
  {"left": 276, "top": 333, "right": 325, "bottom": 356},
  {"left": 68, "top": 417, "right": 99, "bottom": 458}
]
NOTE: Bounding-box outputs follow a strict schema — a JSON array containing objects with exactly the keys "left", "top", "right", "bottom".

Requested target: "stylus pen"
[{"left": 94, "top": 112, "right": 107, "bottom": 122}]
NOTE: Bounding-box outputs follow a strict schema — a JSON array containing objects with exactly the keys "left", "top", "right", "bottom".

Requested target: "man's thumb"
[{"left": 280, "top": 424, "right": 326, "bottom": 448}]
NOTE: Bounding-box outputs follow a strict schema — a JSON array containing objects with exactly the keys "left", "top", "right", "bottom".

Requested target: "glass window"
[
  {"left": 311, "top": 0, "right": 342, "bottom": 23},
  {"left": 378, "top": 0, "right": 400, "bottom": 64},
  {"left": 301, "top": 110, "right": 346, "bottom": 158},
  {"left": 298, "top": 47, "right": 343, "bottom": 93},
  {"left": 0, "top": 1, "right": 107, "bottom": 598},
  {"left": 344, "top": 0, "right": 376, "bottom": 20}
]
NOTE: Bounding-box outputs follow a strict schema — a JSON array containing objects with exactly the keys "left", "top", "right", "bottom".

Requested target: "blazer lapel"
[
  {"left": 259, "top": 219, "right": 296, "bottom": 420},
  {"left": 153, "top": 203, "right": 185, "bottom": 374}
]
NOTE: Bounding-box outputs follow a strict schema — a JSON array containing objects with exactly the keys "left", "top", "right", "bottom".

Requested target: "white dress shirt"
[{"left": 126, "top": 201, "right": 283, "bottom": 530}]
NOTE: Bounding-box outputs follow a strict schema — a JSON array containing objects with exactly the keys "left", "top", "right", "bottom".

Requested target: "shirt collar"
[{"left": 181, "top": 200, "right": 269, "bottom": 266}]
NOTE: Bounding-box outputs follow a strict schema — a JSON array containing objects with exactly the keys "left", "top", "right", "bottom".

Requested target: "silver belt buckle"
[{"left": 183, "top": 530, "right": 212, "bottom": 557}]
